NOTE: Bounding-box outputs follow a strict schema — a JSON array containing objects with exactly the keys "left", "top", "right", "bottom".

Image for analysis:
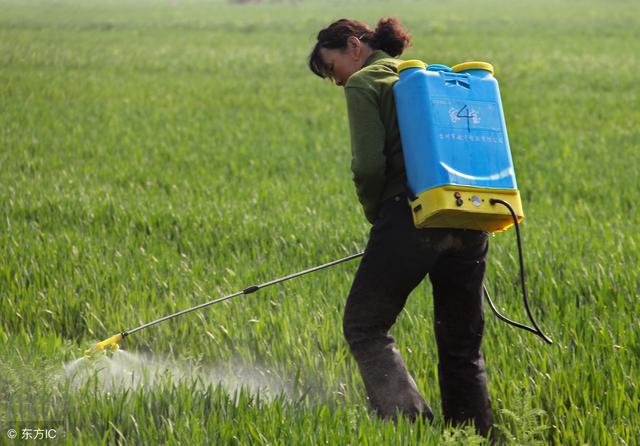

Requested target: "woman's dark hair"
[{"left": 308, "top": 17, "right": 412, "bottom": 78}]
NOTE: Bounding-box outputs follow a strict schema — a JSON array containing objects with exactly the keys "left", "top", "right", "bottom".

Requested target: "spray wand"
[{"left": 84, "top": 252, "right": 364, "bottom": 356}]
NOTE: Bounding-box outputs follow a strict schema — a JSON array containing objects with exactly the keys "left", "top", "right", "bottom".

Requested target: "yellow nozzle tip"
[{"left": 84, "top": 333, "right": 123, "bottom": 357}]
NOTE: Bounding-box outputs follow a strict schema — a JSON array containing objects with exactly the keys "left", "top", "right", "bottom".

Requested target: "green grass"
[{"left": 1, "top": 0, "right": 639, "bottom": 444}]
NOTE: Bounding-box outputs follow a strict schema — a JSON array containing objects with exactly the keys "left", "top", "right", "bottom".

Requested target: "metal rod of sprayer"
[
  {"left": 84, "top": 251, "right": 364, "bottom": 355},
  {"left": 122, "top": 251, "right": 365, "bottom": 338}
]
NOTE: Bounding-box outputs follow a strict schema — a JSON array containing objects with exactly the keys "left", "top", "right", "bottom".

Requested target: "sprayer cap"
[
  {"left": 398, "top": 60, "right": 426, "bottom": 72},
  {"left": 451, "top": 61, "right": 494, "bottom": 75}
]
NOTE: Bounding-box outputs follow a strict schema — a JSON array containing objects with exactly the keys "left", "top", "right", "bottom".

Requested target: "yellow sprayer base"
[{"left": 410, "top": 185, "right": 524, "bottom": 233}]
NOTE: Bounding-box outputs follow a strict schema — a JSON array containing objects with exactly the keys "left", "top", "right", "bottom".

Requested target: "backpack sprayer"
[
  {"left": 86, "top": 59, "right": 551, "bottom": 356},
  {"left": 394, "top": 59, "right": 551, "bottom": 344}
]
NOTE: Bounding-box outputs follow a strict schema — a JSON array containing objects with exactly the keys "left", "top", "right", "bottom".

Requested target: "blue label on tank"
[{"left": 432, "top": 98, "right": 502, "bottom": 132}]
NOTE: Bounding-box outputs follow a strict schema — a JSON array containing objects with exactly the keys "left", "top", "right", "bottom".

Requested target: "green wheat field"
[{"left": 1, "top": 0, "right": 638, "bottom": 444}]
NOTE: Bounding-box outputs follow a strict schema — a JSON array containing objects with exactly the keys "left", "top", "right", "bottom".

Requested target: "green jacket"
[{"left": 344, "top": 50, "right": 407, "bottom": 223}]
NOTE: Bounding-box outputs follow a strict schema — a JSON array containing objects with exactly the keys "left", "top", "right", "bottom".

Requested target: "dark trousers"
[{"left": 343, "top": 195, "right": 493, "bottom": 436}]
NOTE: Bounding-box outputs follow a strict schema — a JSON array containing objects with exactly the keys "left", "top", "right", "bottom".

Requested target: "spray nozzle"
[{"left": 84, "top": 333, "right": 124, "bottom": 357}]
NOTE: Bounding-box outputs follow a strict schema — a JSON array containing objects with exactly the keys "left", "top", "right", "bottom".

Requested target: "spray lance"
[{"left": 85, "top": 253, "right": 364, "bottom": 355}]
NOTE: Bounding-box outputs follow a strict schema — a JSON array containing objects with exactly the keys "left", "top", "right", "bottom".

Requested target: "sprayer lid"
[
  {"left": 398, "top": 60, "right": 426, "bottom": 72},
  {"left": 452, "top": 61, "right": 494, "bottom": 75}
]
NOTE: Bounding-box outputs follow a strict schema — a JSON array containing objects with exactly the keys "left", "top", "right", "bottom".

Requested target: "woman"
[{"left": 308, "top": 18, "right": 494, "bottom": 437}]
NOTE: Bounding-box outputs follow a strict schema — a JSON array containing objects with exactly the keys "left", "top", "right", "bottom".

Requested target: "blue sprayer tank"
[{"left": 393, "top": 60, "right": 524, "bottom": 232}]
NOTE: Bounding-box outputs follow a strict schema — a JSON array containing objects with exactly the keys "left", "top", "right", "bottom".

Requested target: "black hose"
[{"left": 485, "top": 198, "right": 553, "bottom": 344}]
